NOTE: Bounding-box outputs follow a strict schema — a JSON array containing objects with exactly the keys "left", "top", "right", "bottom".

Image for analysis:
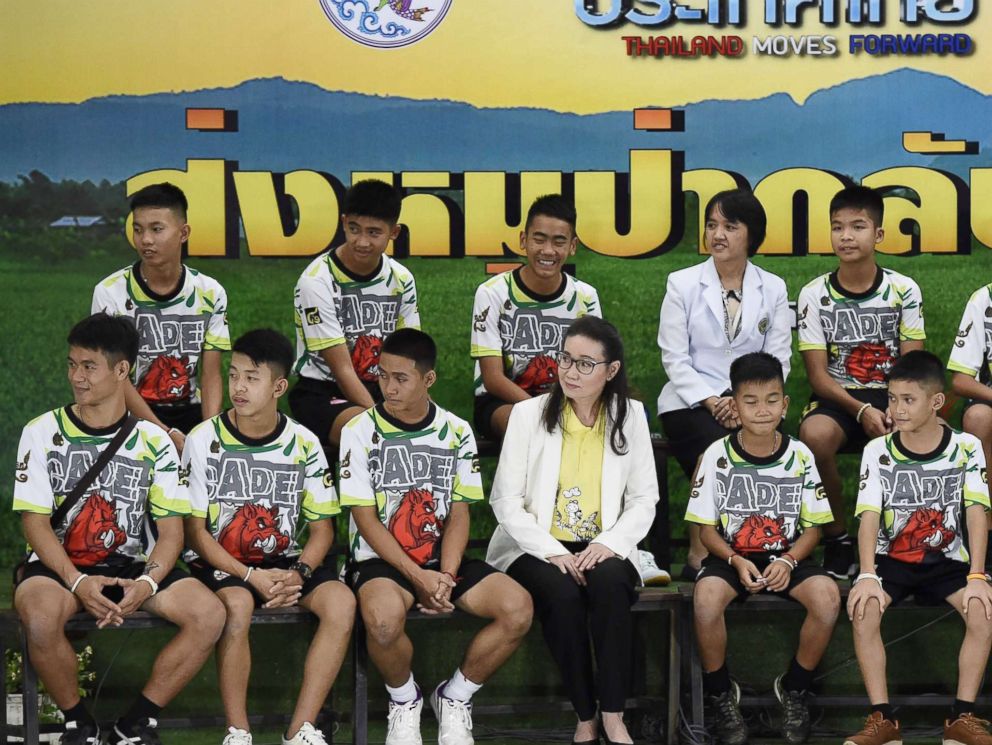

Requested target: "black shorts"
[
  {"left": 188, "top": 556, "right": 341, "bottom": 605},
  {"left": 289, "top": 376, "right": 380, "bottom": 446},
  {"left": 963, "top": 399, "right": 992, "bottom": 417},
  {"left": 875, "top": 554, "right": 969, "bottom": 607},
  {"left": 347, "top": 557, "right": 499, "bottom": 603},
  {"left": 800, "top": 388, "right": 889, "bottom": 451},
  {"left": 152, "top": 403, "right": 203, "bottom": 435},
  {"left": 474, "top": 393, "right": 510, "bottom": 441},
  {"left": 696, "top": 552, "right": 831, "bottom": 601},
  {"left": 17, "top": 558, "right": 189, "bottom": 602},
  {"left": 660, "top": 407, "right": 735, "bottom": 478}
]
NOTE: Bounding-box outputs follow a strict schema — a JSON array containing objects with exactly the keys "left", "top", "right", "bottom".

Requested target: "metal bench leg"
[
  {"left": 22, "top": 629, "right": 39, "bottom": 745},
  {"left": 666, "top": 605, "right": 680, "bottom": 745},
  {"left": 352, "top": 618, "right": 367, "bottom": 745}
]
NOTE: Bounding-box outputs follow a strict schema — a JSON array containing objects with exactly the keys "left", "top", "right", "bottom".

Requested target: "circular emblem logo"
[{"left": 319, "top": 0, "right": 452, "bottom": 49}]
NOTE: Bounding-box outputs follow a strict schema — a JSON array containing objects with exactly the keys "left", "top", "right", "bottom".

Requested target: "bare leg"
[
  {"left": 799, "top": 416, "right": 848, "bottom": 537},
  {"left": 13, "top": 577, "right": 85, "bottom": 709},
  {"left": 788, "top": 577, "right": 841, "bottom": 670},
  {"left": 489, "top": 404, "right": 514, "bottom": 439},
  {"left": 949, "top": 587, "right": 992, "bottom": 701},
  {"left": 358, "top": 579, "right": 415, "bottom": 687},
  {"left": 215, "top": 587, "right": 254, "bottom": 731},
  {"left": 851, "top": 593, "right": 892, "bottom": 705},
  {"left": 453, "top": 574, "right": 532, "bottom": 682},
  {"left": 693, "top": 577, "right": 738, "bottom": 672},
  {"left": 139, "top": 578, "right": 226, "bottom": 706},
  {"left": 287, "top": 582, "right": 356, "bottom": 737},
  {"left": 330, "top": 406, "right": 367, "bottom": 447}
]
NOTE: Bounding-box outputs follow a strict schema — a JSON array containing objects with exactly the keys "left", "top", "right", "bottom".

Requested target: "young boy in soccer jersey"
[
  {"left": 12, "top": 313, "right": 225, "bottom": 745},
  {"left": 845, "top": 351, "right": 992, "bottom": 745},
  {"left": 797, "top": 185, "right": 925, "bottom": 579},
  {"left": 470, "top": 194, "right": 601, "bottom": 439},
  {"left": 92, "top": 182, "right": 231, "bottom": 454},
  {"left": 340, "top": 329, "right": 532, "bottom": 745},
  {"left": 182, "top": 329, "right": 355, "bottom": 745},
  {"left": 290, "top": 179, "right": 420, "bottom": 448},
  {"left": 686, "top": 352, "right": 838, "bottom": 745}
]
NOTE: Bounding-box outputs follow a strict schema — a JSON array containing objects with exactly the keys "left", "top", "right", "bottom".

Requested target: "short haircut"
[
  {"left": 67, "top": 313, "right": 139, "bottom": 368},
  {"left": 730, "top": 352, "right": 784, "bottom": 394},
  {"left": 829, "top": 185, "right": 884, "bottom": 226},
  {"left": 887, "top": 350, "right": 945, "bottom": 392},
  {"left": 704, "top": 189, "right": 767, "bottom": 256},
  {"left": 342, "top": 179, "right": 402, "bottom": 224},
  {"left": 381, "top": 328, "right": 437, "bottom": 374},
  {"left": 232, "top": 328, "right": 294, "bottom": 380},
  {"left": 525, "top": 194, "right": 577, "bottom": 234},
  {"left": 130, "top": 182, "right": 188, "bottom": 221}
]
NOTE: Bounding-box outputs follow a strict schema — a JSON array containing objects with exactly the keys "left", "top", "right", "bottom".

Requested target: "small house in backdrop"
[{"left": 50, "top": 216, "right": 107, "bottom": 228}]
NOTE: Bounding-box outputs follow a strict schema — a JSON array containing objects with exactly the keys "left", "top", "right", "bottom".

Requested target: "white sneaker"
[
  {"left": 386, "top": 695, "right": 423, "bottom": 745},
  {"left": 638, "top": 549, "right": 672, "bottom": 586},
  {"left": 282, "top": 722, "right": 327, "bottom": 745},
  {"left": 430, "top": 681, "right": 474, "bottom": 745},
  {"left": 223, "top": 727, "right": 252, "bottom": 745}
]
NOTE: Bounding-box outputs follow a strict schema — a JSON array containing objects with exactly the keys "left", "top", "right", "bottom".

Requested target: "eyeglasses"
[{"left": 555, "top": 351, "right": 610, "bottom": 375}]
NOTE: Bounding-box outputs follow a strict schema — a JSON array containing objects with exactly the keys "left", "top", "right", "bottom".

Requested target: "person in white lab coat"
[
  {"left": 657, "top": 189, "right": 793, "bottom": 579},
  {"left": 488, "top": 316, "right": 659, "bottom": 745}
]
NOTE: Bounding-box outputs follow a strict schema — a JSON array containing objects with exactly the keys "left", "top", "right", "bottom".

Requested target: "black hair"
[
  {"left": 541, "top": 316, "right": 630, "bottom": 456},
  {"left": 730, "top": 352, "right": 784, "bottom": 394},
  {"left": 887, "top": 350, "right": 945, "bottom": 392},
  {"left": 524, "top": 194, "right": 577, "bottom": 234},
  {"left": 67, "top": 313, "right": 138, "bottom": 368},
  {"left": 381, "top": 328, "right": 437, "bottom": 374},
  {"left": 704, "top": 189, "right": 767, "bottom": 256},
  {"left": 829, "top": 185, "right": 884, "bottom": 227},
  {"left": 342, "top": 179, "right": 402, "bottom": 224},
  {"left": 232, "top": 328, "right": 294, "bottom": 380},
  {"left": 129, "top": 182, "right": 188, "bottom": 221}
]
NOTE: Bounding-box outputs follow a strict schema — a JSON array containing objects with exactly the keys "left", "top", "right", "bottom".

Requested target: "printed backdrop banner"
[{"left": 2, "top": 1, "right": 991, "bottom": 257}]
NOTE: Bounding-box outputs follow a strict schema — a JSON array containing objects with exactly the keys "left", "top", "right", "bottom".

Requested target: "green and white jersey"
[
  {"left": 339, "top": 403, "right": 482, "bottom": 566},
  {"left": 13, "top": 406, "right": 188, "bottom": 566},
  {"left": 182, "top": 412, "right": 339, "bottom": 565},
  {"left": 293, "top": 249, "right": 420, "bottom": 384},
  {"left": 948, "top": 283, "right": 992, "bottom": 384},
  {"left": 856, "top": 428, "right": 989, "bottom": 565},
  {"left": 470, "top": 269, "right": 601, "bottom": 398},
  {"left": 92, "top": 262, "right": 231, "bottom": 406},
  {"left": 685, "top": 435, "right": 832, "bottom": 554},
  {"left": 797, "top": 267, "right": 924, "bottom": 390}
]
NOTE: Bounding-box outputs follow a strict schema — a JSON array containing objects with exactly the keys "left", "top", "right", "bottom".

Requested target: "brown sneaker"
[
  {"left": 945, "top": 713, "right": 992, "bottom": 745},
  {"left": 843, "top": 711, "right": 902, "bottom": 745}
]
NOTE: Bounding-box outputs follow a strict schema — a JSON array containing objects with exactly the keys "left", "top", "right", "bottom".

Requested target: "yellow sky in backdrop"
[{"left": 2, "top": 1, "right": 988, "bottom": 112}]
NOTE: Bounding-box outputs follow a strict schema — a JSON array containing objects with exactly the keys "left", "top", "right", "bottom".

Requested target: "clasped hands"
[{"left": 548, "top": 543, "right": 617, "bottom": 586}]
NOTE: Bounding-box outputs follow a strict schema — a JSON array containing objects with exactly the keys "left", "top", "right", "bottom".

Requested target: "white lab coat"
[
  {"left": 486, "top": 395, "right": 659, "bottom": 575},
  {"left": 656, "top": 257, "right": 792, "bottom": 415}
]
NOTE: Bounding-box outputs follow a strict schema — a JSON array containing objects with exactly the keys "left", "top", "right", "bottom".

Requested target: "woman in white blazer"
[
  {"left": 657, "top": 189, "right": 792, "bottom": 579},
  {"left": 487, "top": 316, "right": 659, "bottom": 745}
]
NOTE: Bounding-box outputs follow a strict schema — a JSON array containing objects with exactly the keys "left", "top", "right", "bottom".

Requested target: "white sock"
[
  {"left": 386, "top": 673, "right": 418, "bottom": 704},
  {"left": 442, "top": 669, "right": 482, "bottom": 702}
]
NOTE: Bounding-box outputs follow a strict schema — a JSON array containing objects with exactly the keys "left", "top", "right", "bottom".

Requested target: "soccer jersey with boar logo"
[
  {"left": 471, "top": 269, "right": 600, "bottom": 398},
  {"left": 293, "top": 249, "right": 420, "bottom": 384},
  {"left": 92, "top": 263, "right": 231, "bottom": 405},
  {"left": 13, "top": 406, "right": 189, "bottom": 565},
  {"left": 339, "top": 403, "right": 482, "bottom": 565},
  {"left": 685, "top": 435, "right": 832, "bottom": 554},
  {"left": 947, "top": 283, "right": 992, "bottom": 385},
  {"left": 797, "top": 267, "right": 924, "bottom": 390},
  {"left": 856, "top": 428, "right": 989, "bottom": 564},
  {"left": 182, "top": 412, "right": 338, "bottom": 564}
]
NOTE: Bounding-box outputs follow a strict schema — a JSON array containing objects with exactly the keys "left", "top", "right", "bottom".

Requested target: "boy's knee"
[{"left": 361, "top": 602, "right": 406, "bottom": 648}]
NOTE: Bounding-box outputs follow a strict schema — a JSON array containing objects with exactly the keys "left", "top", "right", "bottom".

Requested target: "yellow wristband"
[{"left": 967, "top": 572, "right": 989, "bottom": 582}]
